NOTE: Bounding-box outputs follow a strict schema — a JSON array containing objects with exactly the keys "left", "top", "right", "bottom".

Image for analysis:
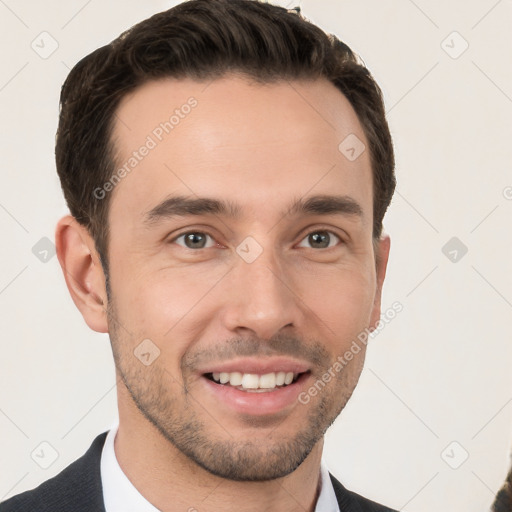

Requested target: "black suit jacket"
[{"left": 0, "top": 432, "right": 397, "bottom": 511}]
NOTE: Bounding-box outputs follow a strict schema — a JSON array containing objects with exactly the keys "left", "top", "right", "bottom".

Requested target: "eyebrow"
[{"left": 143, "top": 194, "right": 363, "bottom": 226}]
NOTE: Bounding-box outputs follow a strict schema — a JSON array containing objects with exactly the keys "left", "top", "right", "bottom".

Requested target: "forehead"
[{"left": 108, "top": 74, "right": 373, "bottom": 228}]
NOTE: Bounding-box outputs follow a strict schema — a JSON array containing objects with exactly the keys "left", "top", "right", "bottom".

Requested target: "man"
[{"left": 0, "top": 0, "right": 398, "bottom": 510}]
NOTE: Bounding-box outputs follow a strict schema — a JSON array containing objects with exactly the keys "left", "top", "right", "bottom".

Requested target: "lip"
[
  {"left": 199, "top": 371, "right": 311, "bottom": 416},
  {"left": 197, "top": 356, "right": 311, "bottom": 375}
]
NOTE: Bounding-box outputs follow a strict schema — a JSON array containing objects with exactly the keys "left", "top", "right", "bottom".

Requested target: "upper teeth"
[{"left": 211, "top": 371, "right": 297, "bottom": 390}]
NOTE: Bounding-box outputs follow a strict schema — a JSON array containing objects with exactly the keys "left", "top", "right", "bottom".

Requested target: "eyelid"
[{"left": 166, "top": 224, "right": 220, "bottom": 241}]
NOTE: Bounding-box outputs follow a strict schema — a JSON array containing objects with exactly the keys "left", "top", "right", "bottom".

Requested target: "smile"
[{"left": 206, "top": 371, "right": 303, "bottom": 392}]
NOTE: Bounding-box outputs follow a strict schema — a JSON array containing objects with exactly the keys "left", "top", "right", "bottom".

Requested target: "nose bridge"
[{"left": 222, "top": 241, "right": 300, "bottom": 338}]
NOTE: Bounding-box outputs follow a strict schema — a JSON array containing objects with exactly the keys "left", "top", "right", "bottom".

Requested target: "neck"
[{"left": 114, "top": 388, "right": 324, "bottom": 512}]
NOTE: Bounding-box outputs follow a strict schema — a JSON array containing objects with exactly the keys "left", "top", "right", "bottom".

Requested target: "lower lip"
[{"left": 200, "top": 374, "right": 310, "bottom": 416}]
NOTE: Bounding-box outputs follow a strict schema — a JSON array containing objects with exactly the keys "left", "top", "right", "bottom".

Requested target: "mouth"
[
  {"left": 204, "top": 371, "right": 307, "bottom": 392},
  {"left": 197, "top": 358, "right": 312, "bottom": 416}
]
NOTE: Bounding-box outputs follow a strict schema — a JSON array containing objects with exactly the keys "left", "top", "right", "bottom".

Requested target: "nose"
[{"left": 219, "top": 248, "right": 303, "bottom": 341}]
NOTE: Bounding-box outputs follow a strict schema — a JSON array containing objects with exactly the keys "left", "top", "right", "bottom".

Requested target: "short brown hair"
[
  {"left": 56, "top": 0, "right": 395, "bottom": 275},
  {"left": 493, "top": 463, "right": 512, "bottom": 512}
]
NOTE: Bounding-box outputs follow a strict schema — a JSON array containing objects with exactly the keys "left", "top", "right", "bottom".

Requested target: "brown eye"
[
  {"left": 297, "top": 230, "right": 341, "bottom": 249},
  {"left": 174, "top": 232, "right": 214, "bottom": 249}
]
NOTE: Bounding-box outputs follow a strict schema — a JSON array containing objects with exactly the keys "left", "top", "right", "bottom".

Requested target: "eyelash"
[{"left": 170, "top": 228, "right": 344, "bottom": 250}]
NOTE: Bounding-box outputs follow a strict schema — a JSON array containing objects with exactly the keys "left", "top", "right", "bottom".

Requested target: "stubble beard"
[{"left": 106, "top": 299, "right": 363, "bottom": 482}]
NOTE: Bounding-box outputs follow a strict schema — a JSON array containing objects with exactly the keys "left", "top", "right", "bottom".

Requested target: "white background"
[{"left": 1, "top": 1, "right": 511, "bottom": 510}]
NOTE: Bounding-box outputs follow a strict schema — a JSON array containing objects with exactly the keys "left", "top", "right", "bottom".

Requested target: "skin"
[{"left": 56, "top": 74, "right": 390, "bottom": 512}]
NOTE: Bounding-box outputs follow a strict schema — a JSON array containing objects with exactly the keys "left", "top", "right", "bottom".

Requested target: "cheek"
[
  {"left": 297, "top": 264, "right": 376, "bottom": 339},
  {"left": 108, "top": 263, "right": 224, "bottom": 353}
]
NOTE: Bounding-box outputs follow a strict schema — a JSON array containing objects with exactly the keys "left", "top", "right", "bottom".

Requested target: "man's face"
[{"left": 104, "top": 74, "right": 387, "bottom": 481}]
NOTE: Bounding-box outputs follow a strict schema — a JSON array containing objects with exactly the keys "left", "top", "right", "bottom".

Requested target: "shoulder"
[
  {"left": 0, "top": 431, "right": 108, "bottom": 512},
  {"left": 329, "top": 473, "right": 398, "bottom": 512}
]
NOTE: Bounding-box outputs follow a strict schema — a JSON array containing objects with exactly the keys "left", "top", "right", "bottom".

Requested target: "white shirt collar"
[{"left": 101, "top": 423, "right": 339, "bottom": 512}]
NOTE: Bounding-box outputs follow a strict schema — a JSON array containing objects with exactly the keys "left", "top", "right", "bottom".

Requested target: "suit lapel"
[
  {"left": 0, "top": 431, "right": 108, "bottom": 512},
  {"left": 329, "top": 473, "right": 361, "bottom": 511},
  {"left": 51, "top": 430, "right": 108, "bottom": 512},
  {"left": 328, "top": 473, "right": 397, "bottom": 512}
]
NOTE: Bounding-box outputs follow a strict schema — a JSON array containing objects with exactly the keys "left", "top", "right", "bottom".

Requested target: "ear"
[
  {"left": 55, "top": 215, "right": 109, "bottom": 333},
  {"left": 369, "top": 235, "right": 390, "bottom": 330}
]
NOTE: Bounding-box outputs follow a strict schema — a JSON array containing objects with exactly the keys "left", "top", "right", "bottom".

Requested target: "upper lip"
[{"left": 198, "top": 357, "right": 311, "bottom": 375}]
